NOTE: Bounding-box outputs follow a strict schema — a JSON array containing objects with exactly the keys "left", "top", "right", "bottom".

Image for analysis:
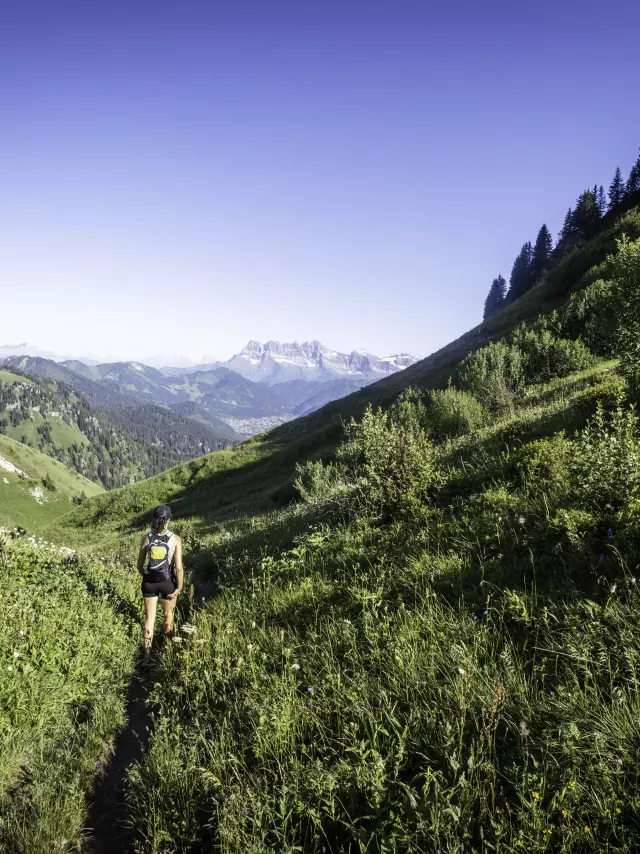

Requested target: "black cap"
[{"left": 153, "top": 504, "right": 172, "bottom": 519}]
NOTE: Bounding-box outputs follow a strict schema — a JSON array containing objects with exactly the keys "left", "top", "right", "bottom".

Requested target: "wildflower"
[
  {"left": 458, "top": 667, "right": 466, "bottom": 676},
  {"left": 561, "top": 810, "right": 568, "bottom": 817},
  {"left": 307, "top": 687, "right": 314, "bottom": 695},
  {"left": 616, "top": 807, "right": 622, "bottom": 814},
  {"left": 13, "top": 651, "right": 19, "bottom": 658},
  {"left": 531, "top": 791, "right": 540, "bottom": 800},
  {"left": 599, "top": 554, "right": 605, "bottom": 565},
  {"left": 251, "top": 621, "right": 256, "bottom": 628},
  {"left": 291, "top": 663, "right": 300, "bottom": 672},
  {"left": 472, "top": 614, "right": 478, "bottom": 621},
  {"left": 519, "top": 721, "right": 530, "bottom": 737},
  {"left": 616, "top": 757, "right": 623, "bottom": 765},
  {"left": 584, "top": 826, "right": 591, "bottom": 833},
  {"left": 96, "top": 762, "right": 103, "bottom": 769},
  {"left": 610, "top": 584, "right": 617, "bottom": 593},
  {"left": 518, "top": 516, "right": 525, "bottom": 525},
  {"left": 483, "top": 609, "right": 488, "bottom": 616},
  {"left": 568, "top": 781, "right": 577, "bottom": 789},
  {"left": 632, "top": 577, "right": 637, "bottom": 584},
  {"left": 19, "top": 630, "right": 23, "bottom": 636},
  {"left": 608, "top": 527, "right": 613, "bottom": 539},
  {"left": 7, "top": 666, "right": 13, "bottom": 672},
  {"left": 543, "top": 829, "right": 552, "bottom": 835}
]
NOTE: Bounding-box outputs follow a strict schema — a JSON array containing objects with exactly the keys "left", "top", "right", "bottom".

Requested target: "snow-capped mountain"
[{"left": 219, "top": 340, "right": 417, "bottom": 386}]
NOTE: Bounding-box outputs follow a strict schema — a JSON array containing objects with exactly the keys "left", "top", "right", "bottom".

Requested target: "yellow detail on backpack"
[{"left": 150, "top": 546, "right": 167, "bottom": 560}]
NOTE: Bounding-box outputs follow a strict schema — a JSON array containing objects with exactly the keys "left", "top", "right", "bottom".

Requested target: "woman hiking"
[{"left": 137, "top": 504, "right": 183, "bottom": 665}]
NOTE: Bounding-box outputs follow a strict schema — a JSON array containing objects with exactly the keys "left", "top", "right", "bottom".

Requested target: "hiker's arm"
[
  {"left": 170, "top": 537, "right": 184, "bottom": 597},
  {"left": 137, "top": 535, "right": 149, "bottom": 575}
]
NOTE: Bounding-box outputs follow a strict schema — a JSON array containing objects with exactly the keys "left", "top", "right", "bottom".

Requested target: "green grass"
[
  {"left": 0, "top": 434, "right": 102, "bottom": 533},
  {"left": 0, "top": 370, "right": 35, "bottom": 386},
  {"left": 11, "top": 206, "right": 640, "bottom": 851},
  {"left": 0, "top": 534, "right": 141, "bottom": 853}
]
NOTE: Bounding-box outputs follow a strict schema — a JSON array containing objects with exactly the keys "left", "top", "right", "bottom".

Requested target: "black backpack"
[{"left": 145, "top": 531, "right": 174, "bottom": 583}]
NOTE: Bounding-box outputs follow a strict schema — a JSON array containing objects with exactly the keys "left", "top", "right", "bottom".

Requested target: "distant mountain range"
[
  {"left": 0, "top": 341, "right": 417, "bottom": 438},
  {"left": 160, "top": 340, "right": 417, "bottom": 386}
]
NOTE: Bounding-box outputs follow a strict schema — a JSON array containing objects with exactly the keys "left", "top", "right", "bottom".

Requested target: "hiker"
[{"left": 137, "top": 504, "right": 183, "bottom": 664}]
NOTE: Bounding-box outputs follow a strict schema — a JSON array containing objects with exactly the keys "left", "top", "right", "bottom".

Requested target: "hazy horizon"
[{"left": 2, "top": 0, "right": 639, "bottom": 363}]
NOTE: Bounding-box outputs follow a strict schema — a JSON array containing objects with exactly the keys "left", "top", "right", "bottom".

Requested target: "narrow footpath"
[{"left": 83, "top": 666, "right": 154, "bottom": 853}]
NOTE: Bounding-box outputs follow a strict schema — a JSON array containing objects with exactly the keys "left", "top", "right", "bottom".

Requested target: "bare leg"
[
  {"left": 162, "top": 596, "right": 177, "bottom": 638},
  {"left": 143, "top": 596, "right": 158, "bottom": 656}
]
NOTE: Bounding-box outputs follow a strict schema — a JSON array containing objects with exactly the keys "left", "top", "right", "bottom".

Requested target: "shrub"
[
  {"left": 512, "top": 323, "right": 595, "bottom": 384},
  {"left": 294, "top": 459, "right": 349, "bottom": 505},
  {"left": 561, "top": 278, "right": 617, "bottom": 355},
  {"left": 426, "top": 387, "right": 488, "bottom": 439},
  {"left": 512, "top": 433, "right": 572, "bottom": 502},
  {"left": 569, "top": 400, "right": 640, "bottom": 512},
  {"left": 610, "top": 236, "right": 640, "bottom": 395},
  {"left": 337, "top": 404, "right": 443, "bottom": 520},
  {"left": 456, "top": 340, "right": 524, "bottom": 409}
]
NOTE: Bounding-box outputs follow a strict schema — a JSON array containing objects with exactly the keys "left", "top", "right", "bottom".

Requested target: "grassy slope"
[
  {"left": 0, "top": 434, "right": 102, "bottom": 532},
  {"left": 57, "top": 203, "right": 640, "bottom": 549},
  {"left": 35, "top": 200, "right": 640, "bottom": 852},
  {"left": 0, "top": 535, "right": 142, "bottom": 853}
]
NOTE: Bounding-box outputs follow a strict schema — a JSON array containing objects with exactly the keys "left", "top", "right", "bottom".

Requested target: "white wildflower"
[
  {"left": 458, "top": 667, "right": 466, "bottom": 676},
  {"left": 610, "top": 584, "right": 617, "bottom": 593},
  {"left": 13, "top": 651, "right": 19, "bottom": 658},
  {"left": 291, "top": 663, "right": 300, "bottom": 672}
]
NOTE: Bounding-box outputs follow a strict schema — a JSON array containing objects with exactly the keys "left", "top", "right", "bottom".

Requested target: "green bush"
[
  {"left": 569, "top": 400, "right": 640, "bottom": 512},
  {"left": 456, "top": 339, "right": 524, "bottom": 408},
  {"left": 561, "top": 278, "right": 617, "bottom": 355},
  {"left": 336, "top": 403, "right": 443, "bottom": 520},
  {"left": 512, "top": 433, "right": 572, "bottom": 502},
  {"left": 611, "top": 236, "right": 640, "bottom": 395},
  {"left": 426, "top": 387, "right": 488, "bottom": 439}
]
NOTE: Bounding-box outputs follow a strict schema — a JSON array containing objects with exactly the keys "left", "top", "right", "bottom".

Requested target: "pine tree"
[
  {"left": 483, "top": 275, "right": 507, "bottom": 320},
  {"left": 597, "top": 185, "right": 606, "bottom": 216},
  {"left": 608, "top": 167, "right": 625, "bottom": 209},
  {"left": 571, "top": 190, "right": 600, "bottom": 239},
  {"left": 559, "top": 207, "right": 574, "bottom": 241},
  {"left": 507, "top": 242, "right": 534, "bottom": 302},
  {"left": 532, "top": 224, "right": 553, "bottom": 280},
  {"left": 626, "top": 149, "right": 640, "bottom": 194}
]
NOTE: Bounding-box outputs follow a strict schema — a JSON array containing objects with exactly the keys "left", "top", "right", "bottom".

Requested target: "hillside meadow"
[{"left": 2, "top": 206, "right": 640, "bottom": 851}]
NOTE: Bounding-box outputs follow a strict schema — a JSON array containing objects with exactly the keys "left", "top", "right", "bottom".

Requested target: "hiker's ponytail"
[{"left": 152, "top": 504, "right": 172, "bottom": 532}]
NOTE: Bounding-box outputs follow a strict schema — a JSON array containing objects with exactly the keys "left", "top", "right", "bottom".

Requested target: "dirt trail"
[{"left": 83, "top": 666, "right": 154, "bottom": 853}]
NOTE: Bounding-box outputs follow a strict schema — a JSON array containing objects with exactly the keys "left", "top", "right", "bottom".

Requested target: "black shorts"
[{"left": 142, "top": 578, "right": 176, "bottom": 600}]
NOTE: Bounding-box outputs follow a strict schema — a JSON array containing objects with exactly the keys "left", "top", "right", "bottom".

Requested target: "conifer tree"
[
  {"left": 597, "top": 185, "right": 606, "bottom": 215},
  {"left": 532, "top": 224, "right": 553, "bottom": 279},
  {"left": 571, "top": 190, "right": 600, "bottom": 239},
  {"left": 559, "top": 207, "right": 574, "bottom": 241},
  {"left": 507, "top": 242, "right": 534, "bottom": 302},
  {"left": 483, "top": 275, "right": 507, "bottom": 320},
  {"left": 608, "top": 167, "right": 625, "bottom": 209},
  {"left": 626, "top": 149, "right": 640, "bottom": 194}
]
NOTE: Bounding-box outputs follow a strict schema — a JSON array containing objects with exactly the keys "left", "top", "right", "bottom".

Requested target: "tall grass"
[
  {"left": 0, "top": 534, "right": 141, "bottom": 852},
  {"left": 121, "top": 361, "right": 640, "bottom": 852}
]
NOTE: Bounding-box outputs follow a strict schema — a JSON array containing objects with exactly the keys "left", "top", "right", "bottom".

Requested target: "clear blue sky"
[{"left": 1, "top": 0, "right": 639, "bottom": 364}]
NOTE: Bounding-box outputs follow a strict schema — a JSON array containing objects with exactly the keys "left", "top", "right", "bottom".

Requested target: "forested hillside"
[{"left": 0, "top": 368, "right": 233, "bottom": 489}]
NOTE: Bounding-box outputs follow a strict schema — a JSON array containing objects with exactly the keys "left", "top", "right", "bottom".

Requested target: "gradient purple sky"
[{"left": 1, "top": 0, "right": 639, "bottom": 364}]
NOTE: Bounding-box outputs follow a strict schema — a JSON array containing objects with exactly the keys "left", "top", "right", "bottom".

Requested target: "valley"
[{"left": 3, "top": 175, "right": 640, "bottom": 852}]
